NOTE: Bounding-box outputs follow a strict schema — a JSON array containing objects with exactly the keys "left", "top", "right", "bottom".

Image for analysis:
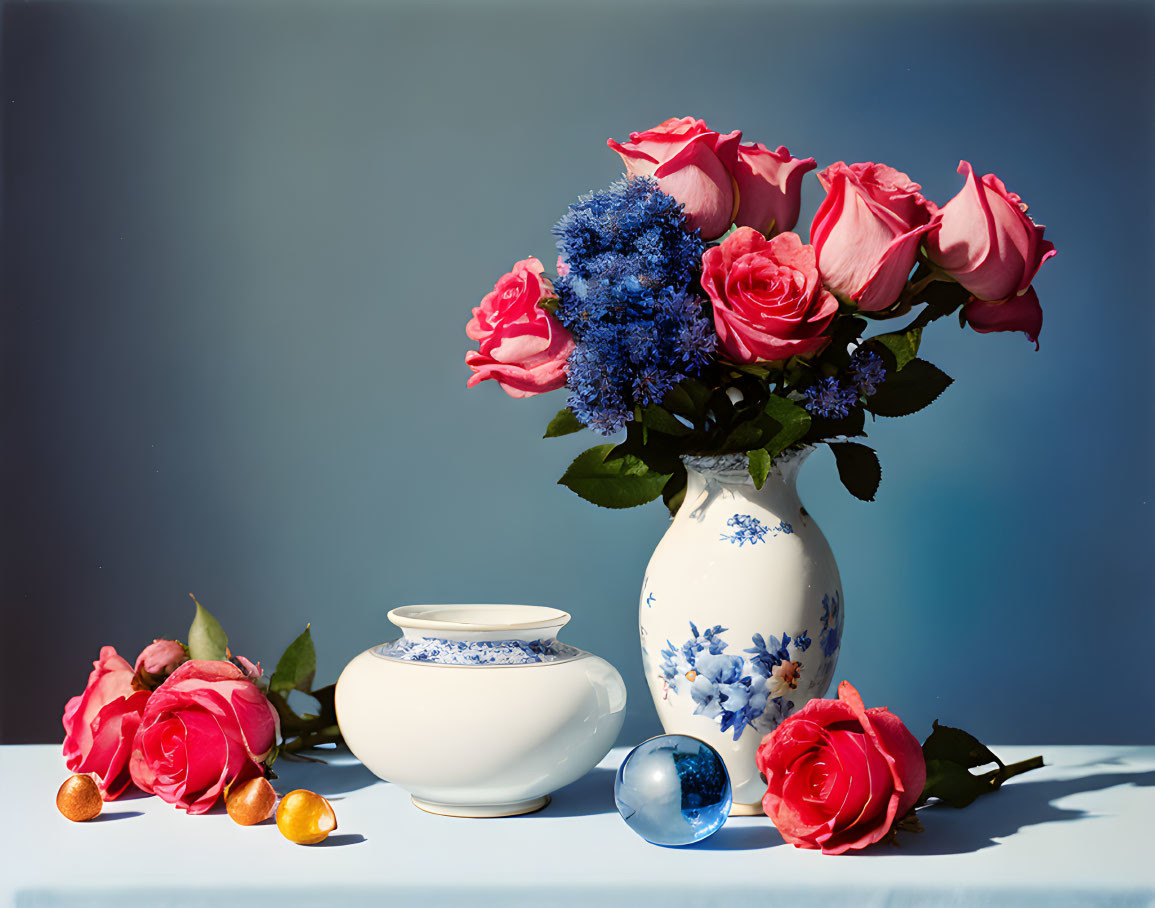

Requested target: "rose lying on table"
[
  {"left": 756, "top": 681, "right": 1044, "bottom": 854},
  {"left": 61, "top": 595, "right": 341, "bottom": 814}
]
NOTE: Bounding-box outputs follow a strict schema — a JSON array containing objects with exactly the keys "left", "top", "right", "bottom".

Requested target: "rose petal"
[{"left": 963, "top": 287, "right": 1043, "bottom": 348}]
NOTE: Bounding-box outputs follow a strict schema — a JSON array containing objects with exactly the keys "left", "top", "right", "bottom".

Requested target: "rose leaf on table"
[{"left": 917, "top": 720, "right": 1045, "bottom": 810}]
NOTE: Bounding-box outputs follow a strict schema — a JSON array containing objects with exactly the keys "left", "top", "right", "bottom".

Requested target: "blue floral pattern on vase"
[
  {"left": 375, "top": 636, "right": 581, "bottom": 666},
  {"left": 814, "top": 590, "right": 842, "bottom": 686},
  {"left": 658, "top": 621, "right": 810, "bottom": 741},
  {"left": 720, "top": 514, "right": 793, "bottom": 546},
  {"left": 820, "top": 591, "right": 841, "bottom": 658}
]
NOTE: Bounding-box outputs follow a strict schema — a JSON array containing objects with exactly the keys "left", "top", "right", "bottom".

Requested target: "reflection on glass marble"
[{"left": 614, "top": 734, "right": 731, "bottom": 846}]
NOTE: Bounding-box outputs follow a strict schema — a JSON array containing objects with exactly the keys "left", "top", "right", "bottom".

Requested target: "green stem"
[
  {"left": 282, "top": 729, "right": 343, "bottom": 756},
  {"left": 981, "top": 755, "right": 1045, "bottom": 788}
]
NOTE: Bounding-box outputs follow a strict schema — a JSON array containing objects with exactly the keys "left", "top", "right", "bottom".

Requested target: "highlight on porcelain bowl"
[{"left": 335, "top": 603, "right": 627, "bottom": 817}]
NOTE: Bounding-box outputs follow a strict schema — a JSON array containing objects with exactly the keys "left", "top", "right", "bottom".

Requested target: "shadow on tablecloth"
[
  {"left": 539, "top": 767, "right": 618, "bottom": 819},
  {"left": 851, "top": 770, "right": 1155, "bottom": 857}
]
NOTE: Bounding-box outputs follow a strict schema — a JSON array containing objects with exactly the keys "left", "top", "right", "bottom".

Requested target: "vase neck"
[{"left": 680, "top": 448, "right": 810, "bottom": 519}]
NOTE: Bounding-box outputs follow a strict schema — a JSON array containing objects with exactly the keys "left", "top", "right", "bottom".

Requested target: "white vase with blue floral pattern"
[{"left": 639, "top": 448, "right": 842, "bottom": 814}]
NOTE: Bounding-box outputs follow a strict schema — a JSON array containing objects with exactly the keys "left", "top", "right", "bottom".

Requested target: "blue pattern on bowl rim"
[{"left": 374, "top": 636, "right": 583, "bottom": 666}]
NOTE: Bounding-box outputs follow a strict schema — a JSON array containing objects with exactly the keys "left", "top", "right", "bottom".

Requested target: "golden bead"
[
  {"left": 226, "top": 776, "right": 277, "bottom": 826},
  {"left": 56, "top": 774, "right": 103, "bottom": 822},
  {"left": 275, "top": 789, "right": 337, "bottom": 845}
]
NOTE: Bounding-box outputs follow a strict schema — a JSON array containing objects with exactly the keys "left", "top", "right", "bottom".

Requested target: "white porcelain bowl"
[{"left": 335, "top": 604, "right": 627, "bottom": 817}]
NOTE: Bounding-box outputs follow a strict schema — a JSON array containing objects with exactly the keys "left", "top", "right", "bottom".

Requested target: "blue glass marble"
[{"left": 614, "top": 735, "right": 731, "bottom": 846}]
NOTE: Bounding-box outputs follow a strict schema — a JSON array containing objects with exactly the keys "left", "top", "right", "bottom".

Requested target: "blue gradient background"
[{"left": 2, "top": 0, "right": 1152, "bottom": 744}]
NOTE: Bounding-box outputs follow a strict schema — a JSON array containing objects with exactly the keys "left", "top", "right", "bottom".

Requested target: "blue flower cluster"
[
  {"left": 720, "top": 514, "right": 795, "bottom": 546},
  {"left": 850, "top": 350, "right": 887, "bottom": 396},
  {"left": 658, "top": 622, "right": 804, "bottom": 742},
  {"left": 802, "top": 377, "right": 860, "bottom": 419},
  {"left": 744, "top": 630, "right": 809, "bottom": 676},
  {"left": 659, "top": 623, "right": 766, "bottom": 740},
  {"left": 553, "top": 178, "right": 714, "bottom": 434},
  {"left": 720, "top": 514, "right": 769, "bottom": 546}
]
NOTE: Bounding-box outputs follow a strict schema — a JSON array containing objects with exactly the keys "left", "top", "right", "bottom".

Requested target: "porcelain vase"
[
  {"left": 639, "top": 449, "right": 843, "bottom": 814},
  {"left": 336, "top": 604, "right": 627, "bottom": 817}
]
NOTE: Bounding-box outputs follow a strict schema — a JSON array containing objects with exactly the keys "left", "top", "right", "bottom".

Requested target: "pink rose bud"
[
  {"left": 757, "top": 681, "right": 926, "bottom": 855},
  {"left": 134, "top": 639, "right": 188, "bottom": 679},
  {"left": 233, "top": 654, "right": 263, "bottom": 682},
  {"left": 62, "top": 646, "right": 150, "bottom": 800},
  {"left": 732, "top": 143, "right": 816, "bottom": 237},
  {"left": 811, "top": 162, "right": 939, "bottom": 312},
  {"left": 926, "top": 161, "right": 1055, "bottom": 304},
  {"left": 700, "top": 227, "right": 839, "bottom": 364},
  {"left": 607, "top": 117, "right": 742, "bottom": 240},
  {"left": 129, "top": 660, "right": 280, "bottom": 814},
  {"left": 466, "top": 258, "right": 574, "bottom": 398}
]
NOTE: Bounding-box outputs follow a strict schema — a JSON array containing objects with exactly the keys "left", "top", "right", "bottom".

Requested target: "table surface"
[{"left": 2, "top": 744, "right": 1153, "bottom": 907}]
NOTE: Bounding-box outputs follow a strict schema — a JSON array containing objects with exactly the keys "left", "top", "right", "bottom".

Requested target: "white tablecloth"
[{"left": 3, "top": 744, "right": 1153, "bottom": 906}]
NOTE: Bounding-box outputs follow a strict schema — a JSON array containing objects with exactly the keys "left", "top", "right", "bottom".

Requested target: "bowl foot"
[
  {"left": 411, "top": 795, "right": 551, "bottom": 818},
  {"left": 729, "top": 800, "right": 764, "bottom": 816}
]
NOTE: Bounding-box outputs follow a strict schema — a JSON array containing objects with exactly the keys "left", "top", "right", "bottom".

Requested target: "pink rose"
[
  {"left": 927, "top": 161, "right": 1055, "bottom": 302},
  {"left": 75, "top": 691, "right": 151, "bottom": 800},
  {"left": 129, "top": 660, "right": 280, "bottom": 814},
  {"left": 62, "top": 646, "right": 150, "bottom": 800},
  {"left": 700, "top": 227, "right": 839, "bottom": 364},
  {"left": 466, "top": 258, "right": 574, "bottom": 398},
  {"left": 608, "top": 117, "right": 741, "bottom": 240},
  {"left": 811, "top": 162, "right": 939, "bottom": 312},
  {"left": 134, "top": 639, "right": 187, "bottom": 682},
  {"left": 733, "top": 143, "right": 816, "bottom": 237},
  {"left": 926, "top": 161, "right": 1055, "bottom": 345},
  {"left": 756, "top": 680, "right": 926, "bottom": 855}
]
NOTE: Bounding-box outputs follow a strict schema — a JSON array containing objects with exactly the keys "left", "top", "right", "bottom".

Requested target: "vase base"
[
  {"left": 410, "top": 795, "right": 551, "bottom": 818},
  {"left": 729, "top": 800, "right": 764, "bottom": 817}
]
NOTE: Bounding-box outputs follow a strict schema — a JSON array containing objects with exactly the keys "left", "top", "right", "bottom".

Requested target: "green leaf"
[
  {"left": 641, "top": 405, "right": 692, "bottom": 437},
  {"left": 728, "top": 362, "right": 774, "bottom": 381},
  {"left": 866, "top": 358, "right": 953, "bottom": 418},
  {"left": 821, "top": 316, "right": 869, "bottom": 370},
  {"left": 609, "top": 422, "right": 681, "bottom": 475},
  {"left": 762, "top": 396, "right": 812, "bottom": 457},
  {"left": 269, "top": 625, "right": 317, "bottom": 694},
  {"left": 804, "top": 401, "right": 866, "bottom": 445},
  {"left": 543, "top": 408, "right": 584, "bottom": 438},
  {"left": 187, "top": 595, "right": 229, "bottom": 661},
  {"left": 920, "top": 720, "right": 1008, "bottom": 808},
  {"left": 922, "top": 720, "right": 1002, "bottom": 770},
  {"left": 537, "top": 296, "right": 559, "bottom": 314},
  {"left": 663, "top": 378, "right": 711, "bottom": 426},
  {"left": 919, "top": 721, "right": 1045, "bottom": 809},
  {"left": 661, "top": 467, "right": 688, "bottom": 517},
  {"left": 747, "top": 449, "right": 772, "bottom": 490},
  {"left": 720, "top": 419, "right": 768, "bottom": 452},
  {"left": 559, "top": 444, "right": 671, "bottom": 509},
  {"left": 873, "top": 327, "right": 922, "bottom": 371},
  {"left": 921, "top": 758, "right": 998, "bottom": 809},
  {"left": 829, "top": 442, "right": 881, "bottom": 501}
]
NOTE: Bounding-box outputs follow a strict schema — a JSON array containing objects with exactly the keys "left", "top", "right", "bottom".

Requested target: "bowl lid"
[{"left": 386, "top": 604, "right": 571, "bottom": 634}]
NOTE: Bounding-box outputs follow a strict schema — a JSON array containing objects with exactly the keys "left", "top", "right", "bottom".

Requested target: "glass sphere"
[{"left": 614, "top": 734, "right": 731, "bottom": 846}]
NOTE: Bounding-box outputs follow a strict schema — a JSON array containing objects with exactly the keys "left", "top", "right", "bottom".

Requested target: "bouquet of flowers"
[{"left": 465, "top": 117, "right": 1054, "bottom": 509}]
